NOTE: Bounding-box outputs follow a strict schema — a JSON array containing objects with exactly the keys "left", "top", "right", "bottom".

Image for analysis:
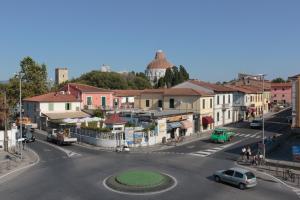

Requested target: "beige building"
[
  {"left": 135, "top": 88, "right": 215, "bottom": 132},
  {"left": 55, "top": 68, "right": 68, "bottom": 85},
  {"left": 289, "top": 74, "right": 300, "bottom": 132}
]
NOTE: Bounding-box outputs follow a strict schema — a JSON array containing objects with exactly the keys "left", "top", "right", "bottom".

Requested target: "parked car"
[
  {"left": 214, "top": 168, "right": 257, "bottom": 190},
  {"left": 250, "top": 118, "right": 262, "bottom": 129},
  {"left": 210, "top": 128, "right": 235, "bottom": 143}
]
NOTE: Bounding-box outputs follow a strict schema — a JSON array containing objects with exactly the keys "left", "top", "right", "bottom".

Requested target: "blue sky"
[{"left": 0, "top": 0, "right": 300, "bottom": 82}]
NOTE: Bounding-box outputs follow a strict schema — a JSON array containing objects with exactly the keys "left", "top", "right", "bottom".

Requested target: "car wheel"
[
  {"left": 239, "top": 183, "right": 246, "bottom": 190},
  {"left": 214, "top": 175, "right": 221, "bottom": 182}
]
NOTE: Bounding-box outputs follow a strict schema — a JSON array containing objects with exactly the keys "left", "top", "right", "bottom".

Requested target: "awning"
[
  {"left": 167, "top": 122, "right": 182, "bottom": 130},
  {"left": 42, "top": 111, "right": 90, "bottom": 120},
  {"left": 202, "top": 116, "right": 214, "bottom": 125},
  {"left": 181, "top": 120, "right": 193, "bottom": 129}
]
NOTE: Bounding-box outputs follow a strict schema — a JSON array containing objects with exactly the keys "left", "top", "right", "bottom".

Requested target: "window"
[
  {"left": 146, "top": 100, "right": 150, "bottom": 107},
  {"left": 210, "top": 99, "right": 212, "bottom": 108},
  {"left": 65, "top": 103, "right": 71, "bottom": 110},
  {"left": 202, "top": 99, "right": 205, "bottom": 109},
  {"left": 224, "top": 170, "right": 234, "bottom": 176},
  {"left": 282, "top": 94, "right": 285, "bottom": 97},
  {"left": 274, "top": 94, "right": 277, "bottom": 97},
  {"left": 217, "top": 112, "right": 220, "bottom": 122},
  {"left": 101, "top": 96, "right": 106, "bottom": 107},
  {"left": 48, "top": 103, "right": 54, "bottom": 111},
  {"left": 234, "top": 171, "right": 244, "bottom": 179},
  {"left": 282, "top": 88, "right": 285, "bottom": 91},
  {"left": 158, "top": 100, "right": 163, "bottom": 108},
  {"left": 228, "top": 110, "right": 231, "bottom": 119},
  {"left": 169, "top": 98, "right": 175, "bottom": 108},
  {"left": 228, "top": 95, "right": 230, "bottom": 103},
  {"left": 87, "top": 96, "right": 92, "bottom": 105},
  {"left": 223, "top": 95, "right": 225, "bottom": 104},
  {"left": 217, "top": 96, "right": 220, "bottom": 105}
]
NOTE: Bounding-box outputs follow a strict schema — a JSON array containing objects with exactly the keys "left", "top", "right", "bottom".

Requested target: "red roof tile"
[
  {"left": 24, "top": 92, "right": 80, "bottom": 102},
  {"left": 67, "top": 83, "right": 112, "bottom": 93},
  {"left": 104, "top": 113, "right": 126, "bottom": 124},
  {"left": 113, "top": 90, "right": 142, "bottom": 97},
  {"left": 188, "top": 80, "right": 236, "bottom": 92},
  {"left": 271, "top": 82, "right": 292, "bottom": 87}
]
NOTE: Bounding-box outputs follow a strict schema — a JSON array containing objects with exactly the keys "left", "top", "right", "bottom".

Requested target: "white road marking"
[
  {"left": 250, "top": 134, "right": 256, "bottom": 138},
  {"left": 244, "top": 134, "right": 251, "bottom": 137},
  {"left": 195, "top": 151, "right": 211, "bottom": 155},
  {"left": 239, "top": 134, "right": 246, "bottom": 137},
  {"left": 205, "top": 149, "right": 218, "bottom": 152},
  {"left": 212, "top": 147, "right": 223, "bottom": 150},
  {"left": 235, "top": 133, "right": 241, "bottom": 136},
  {"left": 255, "top": 136, "right": 261, "bottom": 139},
  {"left": 189, "top": 153, "right": 207, "bottom": 157}
]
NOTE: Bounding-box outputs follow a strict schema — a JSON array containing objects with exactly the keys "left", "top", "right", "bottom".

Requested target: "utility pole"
[{"left": 3, "top": 91, "right": 8, "bottom": 152}]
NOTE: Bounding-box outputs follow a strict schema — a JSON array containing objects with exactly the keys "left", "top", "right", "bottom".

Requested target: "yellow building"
[{"left": 135, "top": 88, "right": 215, "bottom": 132}]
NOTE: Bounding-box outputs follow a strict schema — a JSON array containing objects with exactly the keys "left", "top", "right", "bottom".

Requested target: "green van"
[{"left": 210, "top": 128, "right": 235, "bottom": 143}]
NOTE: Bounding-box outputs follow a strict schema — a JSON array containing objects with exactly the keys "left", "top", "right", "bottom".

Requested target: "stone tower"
[{"left": 55, "top": 68, "right": 68, "bottom": 85}]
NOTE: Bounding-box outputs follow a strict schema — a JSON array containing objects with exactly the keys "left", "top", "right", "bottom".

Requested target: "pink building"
[
  {"left": 63, "top": 83, "right": 114, "bottom": 110},
  {"left": 271, "top": 82, "right": 292, "bottom": 105}
]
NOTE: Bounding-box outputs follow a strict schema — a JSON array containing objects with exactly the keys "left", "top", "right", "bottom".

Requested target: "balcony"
[{"left": 222, "top": 104, "right": 230, "bottom": 110}]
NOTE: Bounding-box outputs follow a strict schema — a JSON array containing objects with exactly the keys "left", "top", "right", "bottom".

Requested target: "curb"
[
  {"left": 0, "top": 148, "right": 40, "bottom": 181},
  {"left": 235, "top": 162, "right": 299, "bottom": 191}
]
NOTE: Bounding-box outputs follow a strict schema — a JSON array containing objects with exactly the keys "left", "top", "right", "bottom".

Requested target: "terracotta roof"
[
  {"left": 163, "top": 88, "right": 213, "bottom": 96},
  {"left": 24, "top": 92, "right": 80, "bottom": 102},
  {"left": 271, "top": 82, "right": 292, "bottom": 87},
  {"left": 147, "top": 50, "right": 173, "bottom": 69},
  {"left": 104, "top": 113, "right": 126, "bottom": 124},
  {"left": 289, "top": 74, "right": 300, "bottom": 79},
  {"left": 67, "top": 83, "right": 112, "bottom": 93},
  {"left": 113, "top": 90, "right": 142, "bottom": 97},
  {"left": 225, "top": 85, "right": 254, "bottom": 94},
  {"left": 188, "top": 80, "right": 236, "bottom": 93},
  {"left": 238, "top": 86, "right": 263, "bottom": 93},
  {"left": 140, "top": 88, "right": 213, "bottom": 96}
]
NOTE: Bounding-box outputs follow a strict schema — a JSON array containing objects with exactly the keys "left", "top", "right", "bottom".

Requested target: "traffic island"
[{"left": 103, "top": 170, "right": 176, "bottom": 195}]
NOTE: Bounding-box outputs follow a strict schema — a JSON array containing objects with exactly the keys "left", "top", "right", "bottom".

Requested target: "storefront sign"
[{"left": 292, "top": 146, "right": 300, "bottom": 162}]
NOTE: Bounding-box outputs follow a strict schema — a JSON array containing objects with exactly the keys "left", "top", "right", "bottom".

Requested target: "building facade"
[
  {"left": 23, "top": 91, "right": 89, "bottom": 129},
  {"left": 289, "top": 74, "right": 300, "bottom": 132},
  {"left": 271, "top": 82, "right": 292, "bottom": 105},
  {"left": 63, "top": 83, "right": 114, "bottom": 110},
  {"left": 145, "top": 50, "right": 173, "bottom": 85},
  {"left": 174, "top": 80, "right": 235, "bottom": 127}
]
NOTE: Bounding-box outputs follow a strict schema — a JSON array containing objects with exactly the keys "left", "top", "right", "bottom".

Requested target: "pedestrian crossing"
[
  {"left": 190, "top": 141, "right": 240, "bottom": 157},
  {"left": 293, "top": 188, "right": 300, "bottom": 199},
  {"left": 234, "top": 132, "right": 262, "bottom": 139}
]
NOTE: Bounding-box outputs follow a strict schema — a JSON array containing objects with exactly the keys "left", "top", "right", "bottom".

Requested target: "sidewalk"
[
  {"left": 0, "top": 147, "right": 38, "bottom": 179},
  {"left": 237, "top": 159, "right": 300, "bottom": 188}
]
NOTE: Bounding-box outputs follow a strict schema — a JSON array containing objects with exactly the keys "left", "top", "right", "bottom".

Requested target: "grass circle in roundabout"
[{"left": 103, "top": 169, "right": 177, "bottom": 195}]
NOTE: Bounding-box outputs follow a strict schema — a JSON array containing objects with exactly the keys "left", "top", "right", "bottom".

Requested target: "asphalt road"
[{"left": 0, "top": 108, "right": 298, "bottom": 200}]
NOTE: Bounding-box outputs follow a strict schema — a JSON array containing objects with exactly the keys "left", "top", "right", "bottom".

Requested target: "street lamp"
[
  {"left": 15, "top": 71, "right": 24, "bottom": 159},
  {"left": 258, "top": 74, "right": 266, "bottom": 160}
]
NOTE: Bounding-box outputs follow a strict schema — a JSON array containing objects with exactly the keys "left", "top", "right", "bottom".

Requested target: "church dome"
[{"left": 147, "top": 50, "right": 173, "bottom": 69}]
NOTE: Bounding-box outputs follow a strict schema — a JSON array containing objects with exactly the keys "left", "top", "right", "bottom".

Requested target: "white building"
[
  {"left": 23, "top": 91, "right": 89, "bottom": 129},
  {"left": 145, "top": 50, "right": 173, "bottom": 85},
  {"left": 173, "top": 80, "right": 236, "bottom": 126}
]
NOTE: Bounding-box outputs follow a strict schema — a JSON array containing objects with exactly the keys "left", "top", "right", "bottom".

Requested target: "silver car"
[
  {"left": 214, "top": 167, "right": 257, "bottom": 189},
  {"left": 250, "top": 119, "right": 262, "bottom": 129}
]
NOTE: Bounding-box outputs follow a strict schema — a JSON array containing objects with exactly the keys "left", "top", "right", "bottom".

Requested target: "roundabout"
[{"left": 103, "top": 170, "right": 177, "bottom": 195}]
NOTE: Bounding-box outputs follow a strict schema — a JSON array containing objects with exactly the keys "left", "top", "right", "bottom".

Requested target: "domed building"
[{"left": 145, "top": 50, "right": 173, "bottom": 85}]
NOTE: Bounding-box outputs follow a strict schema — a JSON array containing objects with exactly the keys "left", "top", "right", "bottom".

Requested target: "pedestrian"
[
  {"left": 246, "top": 146, "right": 251, "bottom": 161},
  {"left": 241, "top": 147, "right": 246, "bottom": 160},
  {"left": 252, "top": 155, "right": 258, "bottom": 166}
]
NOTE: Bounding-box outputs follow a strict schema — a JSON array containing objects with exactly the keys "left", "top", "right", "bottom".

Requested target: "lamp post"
[
  {"left": 16, "top": 71, "right": 24, "bottom": 159},
  {"left": 258, "top": 74, "right": 266, "bottom": 159}
]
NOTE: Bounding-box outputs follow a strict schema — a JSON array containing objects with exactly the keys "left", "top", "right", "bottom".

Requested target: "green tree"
[
  {"left": 164, "top": 68, "right": 173, "bottom": 88},
  {"left": 171, "top": 66, "right": 180, "bottom": 86},
  {"left": 272, "top": 77, "right": 286, "bottom": 83},
  {"left": 6, "top": 57, "right": 48, "bottom": 106},
  {"left": 179, "top": 65, "right": 189, "bottom": 82},
  {"left": 156, "top": 77, "right": 165, "bottom": 88}
]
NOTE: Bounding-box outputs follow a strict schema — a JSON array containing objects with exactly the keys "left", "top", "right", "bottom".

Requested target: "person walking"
[
  {"left": 241, "top": 146, "right": 246, "bottom": 161},
  {"left": 246, "top": 146, "right": 251, "bottom": 161}
]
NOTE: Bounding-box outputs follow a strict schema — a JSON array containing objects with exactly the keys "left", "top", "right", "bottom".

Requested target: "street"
[{"left": 0, "top": 109, "right": 298, "bottom": 200}]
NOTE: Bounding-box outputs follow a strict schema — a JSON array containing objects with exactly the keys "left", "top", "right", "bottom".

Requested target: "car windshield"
[
  {"left": 252, "top": 120, "right": 261, "bottom": 123},
  {"left": 214, "top": 130, "right": 224, "bottom": 135},
  {"left": 245, "top": 172, "right": 256, "bottom": 179}
]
